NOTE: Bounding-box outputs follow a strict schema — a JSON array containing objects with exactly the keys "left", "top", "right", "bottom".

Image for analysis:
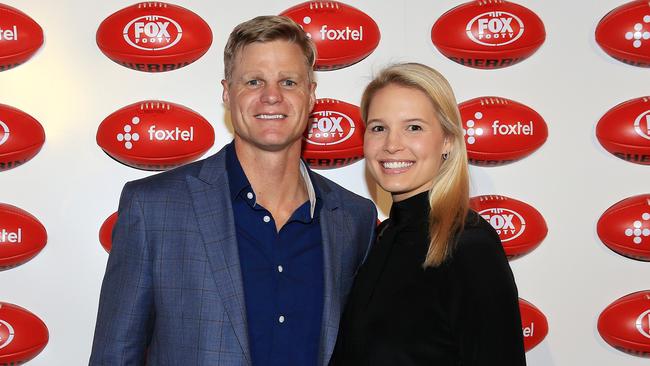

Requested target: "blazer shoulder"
[{"left": 124, "top": 152, "right": 221, "bottom": 197}]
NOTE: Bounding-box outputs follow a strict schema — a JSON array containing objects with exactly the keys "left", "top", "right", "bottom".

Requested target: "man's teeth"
[
  {"left": 257, "top": 114, "right": 285, "bottom": 119},
  {"left": 382, "top": 161, "right": 414, "bottom": 169}
]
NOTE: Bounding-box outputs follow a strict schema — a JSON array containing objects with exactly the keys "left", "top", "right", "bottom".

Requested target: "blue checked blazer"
[{"left": 89, "top": 146, "right": 377, "bottom": 366}]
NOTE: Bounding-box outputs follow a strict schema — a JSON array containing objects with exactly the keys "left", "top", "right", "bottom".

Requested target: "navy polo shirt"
[{"left": 226, "top": 143, "right": 324, "bottom": 366}]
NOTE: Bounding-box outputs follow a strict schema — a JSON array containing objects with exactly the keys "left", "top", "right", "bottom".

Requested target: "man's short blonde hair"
[{"left": 223, "top": 16, "right": 316, "bottom": 82}]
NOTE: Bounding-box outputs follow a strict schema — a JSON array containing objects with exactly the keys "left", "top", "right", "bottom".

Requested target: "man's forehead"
[{"left": 232, "top": 41, "right": 310, "bottom": 76}]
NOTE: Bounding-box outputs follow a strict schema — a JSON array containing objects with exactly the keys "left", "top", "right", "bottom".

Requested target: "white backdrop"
[{"left": 1, "top": 0, "right": 649, "bottom": 365}]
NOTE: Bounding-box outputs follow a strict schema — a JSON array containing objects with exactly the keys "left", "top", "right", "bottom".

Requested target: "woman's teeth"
[{"left": 382, "top": 161, "right": 413, "bottom": 169}]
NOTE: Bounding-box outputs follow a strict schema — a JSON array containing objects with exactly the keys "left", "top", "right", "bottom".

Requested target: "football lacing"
[{"left": 139, "top": 101, "right": 171, "bottom": 111}]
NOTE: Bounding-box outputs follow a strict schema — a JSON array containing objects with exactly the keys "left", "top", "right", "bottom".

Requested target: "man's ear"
[{"left": 221, "top": 79, "right": 230, "bottom": 108}]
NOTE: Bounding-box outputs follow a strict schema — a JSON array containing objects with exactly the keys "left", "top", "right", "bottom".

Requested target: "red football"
[
  {"left": 0, "top": 203, "right": 47, "bottom": 270},
  {"left": 97, "top": 2, "right": 212, "bottom": 72},
  {"left": 470, "top": 195, "right": 547, "bottom": 259},
  {"left": 0, "top": 103, "right": 45, "bottom": 172},
  {"left": 598, "top": 290, "right": 650, "bottom": 357},
  {"left": 97, "top": 100, "right": 215, "bottom": 170},
  {"left": 302, "top": 98, "right": 364, "bottom": 169},
  {"left": 597, "top": 97, "right": 650, "bottom": 165},
  {"left": 597, "top": 194, "right": 650, "bottom": 261},
  {"left": 596, "top": 1, "right": 650, "bottom": 67},
  {"left": 0, "top": 4, "right": 43, "bottom": 72},
  {"left": 280, "top": 1, "right": 380, "bottom": 70},
  {"left": 431, "top": 0, "right": 545, "bottom": 69},
  {"left": 99, "top": 212, "right": 117, "bottom": 253},
  {"left": 0, "top": 302, "right": 48, "bottom": 364},
  {"left": 519, "top": 298, "right": 548, "bottom": 352},
  {"left": 459, "top": 97, "right": 548, "bottom": 166}
]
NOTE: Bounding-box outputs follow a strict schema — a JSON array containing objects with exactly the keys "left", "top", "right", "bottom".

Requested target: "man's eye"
[
  {"left": 370, "top": 126, "right": 385, "bottom": 132},
  {"left": 281, "top": 80, "right": 297, "bottom": 87},
  {"left": 246, "top": 80, "right": 261, "bottom": 86}
]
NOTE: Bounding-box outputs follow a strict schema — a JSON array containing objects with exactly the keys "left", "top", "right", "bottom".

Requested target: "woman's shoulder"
[{"left": 450, "top": 210, "right": 506, "bottom": 263}]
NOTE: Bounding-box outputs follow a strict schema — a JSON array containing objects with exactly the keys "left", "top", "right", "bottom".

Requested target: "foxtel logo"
[
  {"left": 117, "top": 116, "right": 194, "bottom": 150},
  {"left": 0, "top": 228, "right": 21, "bottom": 244},
  {"left": 522, "top": 321, "right": 535, "bottom": 338},
  {"left": 319, "top": 25, "right": 363, "bottom": 41},
  {"left": 491, "top": 120, "right": 534, "bottom": 136},
  {"left": 148, "top": 125, "right": 194, "bottom": 142},
  {"left": 0, "top": 26, "right": 18, "bottom": 41}
]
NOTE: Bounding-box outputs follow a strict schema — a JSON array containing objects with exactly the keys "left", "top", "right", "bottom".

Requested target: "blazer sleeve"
[
  {"left": 89, "top": 182, "right": 154, "bottom": 366},
  {"left": 448, "top": 220, "right": 527, "bottom": 366}
]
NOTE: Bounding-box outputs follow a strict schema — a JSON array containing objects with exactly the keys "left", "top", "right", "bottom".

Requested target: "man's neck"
[{"left": 234, "top": 139, "right": 309, "bottom": 230}]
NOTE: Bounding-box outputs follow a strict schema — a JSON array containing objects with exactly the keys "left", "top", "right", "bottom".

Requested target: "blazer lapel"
[{"left": 186, "top": 150, "right": 251, "bottom": 364}]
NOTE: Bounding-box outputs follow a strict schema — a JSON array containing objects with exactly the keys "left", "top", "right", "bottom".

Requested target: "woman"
[{"left": 331, "top": 63, "right": 526, "bottom": 365}]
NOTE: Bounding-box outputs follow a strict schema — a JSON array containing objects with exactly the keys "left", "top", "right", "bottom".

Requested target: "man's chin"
[{"left": 235, "top": 135, "right": 303, "bottom": 154}]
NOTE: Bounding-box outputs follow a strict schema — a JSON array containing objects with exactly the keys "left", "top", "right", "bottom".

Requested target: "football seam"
[
  {"left": 434, "top": 40, "right": 545, "bottom": 54},
  {"left": 0, "top": 142, "right": 45, "bottom": 158},
  {"left": 98, "top": 45, "right": 212, "bottom": 59}
]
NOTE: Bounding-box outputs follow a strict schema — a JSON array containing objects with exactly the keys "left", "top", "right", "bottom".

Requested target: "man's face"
[{"left": 222, "top": 40, "right": 316, "bottom": 153}]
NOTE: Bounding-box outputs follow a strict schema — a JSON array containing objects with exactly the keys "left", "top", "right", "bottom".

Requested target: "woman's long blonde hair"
[{"left": 361, "top": 63, "right": 470, "bottom": 267}]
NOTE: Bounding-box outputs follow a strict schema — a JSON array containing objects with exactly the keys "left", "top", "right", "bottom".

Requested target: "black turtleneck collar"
[{"left": 389, "top": 191, "right": 431, "bottom": 228}]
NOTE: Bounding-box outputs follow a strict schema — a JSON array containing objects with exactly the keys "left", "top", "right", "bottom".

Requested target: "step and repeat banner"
[{"left": 1, "top": 0, "right": 649, "bottom": 364}]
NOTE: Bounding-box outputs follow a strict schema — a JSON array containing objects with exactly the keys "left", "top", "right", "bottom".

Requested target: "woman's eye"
[
  {"left": 370, "top": 125, "right": 385, "bottom": 132},
  {"left": 406, "top": 125, "right": 423, "bottom": 131}
]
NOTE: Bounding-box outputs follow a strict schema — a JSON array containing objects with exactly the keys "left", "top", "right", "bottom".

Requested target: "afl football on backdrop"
[
  {"left": 597, "top": 194, "right": 650, "bottom": 261},
  {"left": 470, "top": 195, "right": 547, "bottom": 259},
  {"left": 0, "top": 3, "right": 43, "bottom": 71},
  {"left": 431, "top": 0, "right": 545, "bottom": 69},
  {"left": 280, "top": 1, "right": 380, "bottom": 70},
  {"left": 598, "top": 290, "right": 650, "bottom": 357},
  {"left": 0, "top": 302, "right": 49, "bottom": 364},
  {"left": 0, "top": 203, "right": 47, "bottom": 270},
  {"left": 96, "top": 100, "right": 215, "bottom": 170},
  {"left": 96, "top": 2, "right": 213, "bottom": 72},
  {"left": 519, "top": 298, "right": 548, "bottom": 352},
  {"left": 459, "top": 97, "right": 548, "bottom": 166},
  {"left": 597, "top": 97, "right": 650, "bottom": 165},
  {"left": 0, "top": 103, "right": 45, "bottom": 171},
  {"left": 596, "top": 0, "right": 650, "bottom": 67},
  {"left": 302, "top": 98, "right": 364, "bottom": 169},
  {"left": 99, "top": 212, "right": 118, "bottom": 253}
]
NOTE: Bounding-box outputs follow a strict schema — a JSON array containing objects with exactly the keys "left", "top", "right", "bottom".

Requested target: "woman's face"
[{"left": 364, "top": 84, "right": 450, "bottom": 202}]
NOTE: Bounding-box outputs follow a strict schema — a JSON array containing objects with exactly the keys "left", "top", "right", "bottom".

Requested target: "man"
[{"left": 89, "top": 16, "right": 376, "bottom": 366}]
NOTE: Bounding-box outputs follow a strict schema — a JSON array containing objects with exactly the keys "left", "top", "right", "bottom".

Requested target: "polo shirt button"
[
  {"left": 246, "top": 192, "right": 253, "bottom": 199},
  {"left": 277, "top": 265, "right": 283, "bottom": 273},
  {"left": 263, "top": 215, "right": 271, "bottom": 223},
  {"left": 278, "top": 315, "right": 285, "bottom": 323}
]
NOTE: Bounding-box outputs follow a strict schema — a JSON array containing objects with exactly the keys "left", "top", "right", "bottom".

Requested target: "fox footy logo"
[
  {"left": 0, "top": 319, "right": 15, "bottom": 350},
  {"left": 466, "top": 11, "right": 524, "bottom": 46},
  {"left": 305, "top": 110, "right": 356, "bottom": 146},
  {"left": 479, "top": 207, "right": 526, "bottom": 242},
  {"left": 123, "top": 15, "right": 182, "bottom": 51}
]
